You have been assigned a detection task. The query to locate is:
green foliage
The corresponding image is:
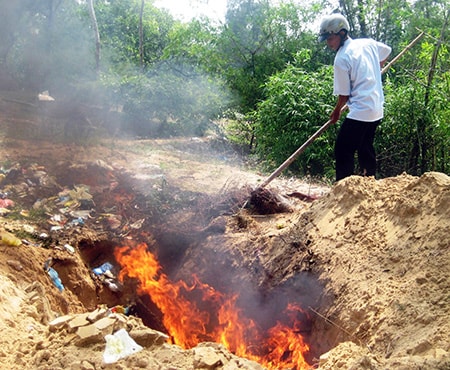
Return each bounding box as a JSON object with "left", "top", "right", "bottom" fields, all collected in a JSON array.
[
  {"left": 95, "top": 0, "right": 175, "bottom": 68},
  {"left": 254, "top": 51, "right": 336, "bottom": 177},
  {"left": 88, "top": 1, "right": 231, "bottom": 137},
  {"left": 249, "top": 0, "right": 449, "bottom": 179},
  {"left": 163, "top": 19, "right": 224, "bottom": 74},
  {"left": 0, "top": 0, "right": 94, "bottom": 91},
  {"left": 218, "top": 0, "right": 327, "bottom": 113},
  {"left": 381, "top": 72, "right": 450, "bottom": 176},
  {"left": 218, "top": 112, "right": 255, "bottom": 152},
  {"left": 378, "top": 80, "right": 424, "bottom": 175},
  {"left": 98, "top": 70, "right": 222, "bottom": 138}
]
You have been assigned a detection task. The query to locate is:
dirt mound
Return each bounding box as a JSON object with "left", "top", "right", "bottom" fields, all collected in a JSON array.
[{"left": 282, "top": 173, "right": 449, "bottom": 368}]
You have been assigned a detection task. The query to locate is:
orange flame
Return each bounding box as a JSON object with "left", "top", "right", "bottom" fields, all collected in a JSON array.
[{"left": 115, "top": 243, "right": 310, "bottom": 369}]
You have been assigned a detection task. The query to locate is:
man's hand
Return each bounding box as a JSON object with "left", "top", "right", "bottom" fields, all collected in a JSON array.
[
  {"left": 330, "top": 108, "right": 341, "bottom": 124},
  {"left": 330, "top": 95, "right": 349, "bottom": 124}
]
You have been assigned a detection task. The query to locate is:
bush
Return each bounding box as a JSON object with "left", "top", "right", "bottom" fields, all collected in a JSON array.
[
  {"left": 254, "top": 51, "right": 336, "bottom": 177},
  {"left": 380, "top": 76, "right": 450, "bottom": 176}
]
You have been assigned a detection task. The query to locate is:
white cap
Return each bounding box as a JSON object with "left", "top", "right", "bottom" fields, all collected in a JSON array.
[{"left": 318, "top": 14, "right": 350, "bottom": 42}]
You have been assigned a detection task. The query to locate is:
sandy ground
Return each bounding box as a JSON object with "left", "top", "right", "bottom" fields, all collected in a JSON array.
[{"left": 0, "top": 134, "right": 449, "bottom": 370}]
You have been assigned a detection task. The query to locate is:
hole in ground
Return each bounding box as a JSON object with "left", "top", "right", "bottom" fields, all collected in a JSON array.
[
  {"left": 40, "top": 156, "right": 338, "bottom": 367},
  {"left": 74, "top": 236, "right": 337, "bottom": 368}
]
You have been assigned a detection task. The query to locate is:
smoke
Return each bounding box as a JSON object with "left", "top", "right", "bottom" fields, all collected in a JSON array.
[
  {"left": 230, "top": 271, "right": 322, "bottom": 333},
  {"left": 158, "top": 228, "right": 322, "bottom": 335},
  {"left": 116, "top": 62, "right": 232, "bottom": 138},
  {"left": 0, "top": 1, "right": 232, "bottom": 143}
]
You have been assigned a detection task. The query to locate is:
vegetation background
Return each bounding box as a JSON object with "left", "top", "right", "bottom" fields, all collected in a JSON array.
[{"left": 0, "top": 0, "right": 448, "bottom": 180}]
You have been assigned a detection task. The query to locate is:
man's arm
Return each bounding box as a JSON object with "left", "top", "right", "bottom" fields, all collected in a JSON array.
[
  {"left": 330, "top": 95, "right": 349, "bottom": 124},
  {"left": 377, "top": 42, "right": 392, "bottom": 68}
]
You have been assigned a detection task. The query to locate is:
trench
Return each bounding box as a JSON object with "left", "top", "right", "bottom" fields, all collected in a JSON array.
[
  {"left": 69, "top": 172, "right": 338, "bottom": 368},
  {"left": 77, "top": 238, "right": 333, "bottom": 366}
]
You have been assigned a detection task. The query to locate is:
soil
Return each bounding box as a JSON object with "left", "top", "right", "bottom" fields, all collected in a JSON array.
[{"left": 0, "top": 108, "right": 449, "bottom": 369}]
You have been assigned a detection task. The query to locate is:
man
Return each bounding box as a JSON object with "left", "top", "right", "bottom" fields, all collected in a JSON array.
[{"left": 319, "top": 13, "right": 392, "bottom": 181}]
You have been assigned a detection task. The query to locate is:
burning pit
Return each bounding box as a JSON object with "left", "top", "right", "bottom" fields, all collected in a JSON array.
[
  {"left": 52, "top": 150, "right": 331, "bottom": 369},
  {"left": 75, "top": 183, "right": 328, "bottom": 369}
]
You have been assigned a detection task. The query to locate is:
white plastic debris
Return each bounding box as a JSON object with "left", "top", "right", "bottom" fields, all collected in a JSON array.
[
  {"left": 64, "top": 244, "right": 75, "bottom": 254},
  {"left": 38, "top": 91, "right": 55, "bottom": 101},
  {"left": 103, "top": 328, "right": 143, "bottom": 364}
]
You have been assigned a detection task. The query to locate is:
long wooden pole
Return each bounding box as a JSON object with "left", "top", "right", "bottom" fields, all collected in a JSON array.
[{"left": 258, "top": 32, "right": 425, "bottom": 189}]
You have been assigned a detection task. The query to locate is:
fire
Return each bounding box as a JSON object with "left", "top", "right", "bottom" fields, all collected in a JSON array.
[{"left": 115, "top": 243, "right": 310, "bottom": 369}]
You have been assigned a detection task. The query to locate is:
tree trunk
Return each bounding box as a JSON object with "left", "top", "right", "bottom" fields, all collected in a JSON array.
[
  {"left": 88, "top": 0, "right": 101, "bottom": 75},
  {"left": 418, "top": 11, "right": 449, "bottom": 173},
  {"left": 356, "top": 0, "right": 368, "bottom": 37},
  {"left": 139, "top": 0, "right": 145, "bottom": 70}
]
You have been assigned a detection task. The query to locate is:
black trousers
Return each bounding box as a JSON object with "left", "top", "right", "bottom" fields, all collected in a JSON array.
[{"left": 335, "top": 117, "right": 381, "bottom": 181}]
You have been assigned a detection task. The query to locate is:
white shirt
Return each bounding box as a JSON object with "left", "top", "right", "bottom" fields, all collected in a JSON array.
[{"left": 334, "top": 37, "right": 392, "bottom": 122}]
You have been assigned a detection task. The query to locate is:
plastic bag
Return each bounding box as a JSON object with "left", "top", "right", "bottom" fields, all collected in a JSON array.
[
  {"left": 47, "top": 267, "right": 64, "bottom": 292},
  {"left": 103, "top": 328, "right": 143, "bottom": 364},
  {"left": 93, "top": 262, "right": 114, "bottom": 276}
]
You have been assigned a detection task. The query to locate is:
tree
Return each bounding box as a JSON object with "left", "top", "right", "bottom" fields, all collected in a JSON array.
[
  {"left": 218, "top": 0, "right": 326, "bottom": 113},
  {"left": 93, "top": 0, "right": 231, "bottom": 136},
  {"left": 88, "top": 0, "right": 101, "bottom": 74},
  {"left": 377, "top": 1, "right": 450, "bottom": 176},
  {"left": 0, "top": 0, "right": 95, "bottom": 92},
  {"left": 248, "top": 0, "right": 449, "bottom": 179},
  {"left": 139, "top": 0, "right": 145, "bottom": 69},
  {"left": 336, "top": 0, "right": 413, "bottom": 51},
  {"left": 0, "top": 0, "right": 447, "bottom": 174}
]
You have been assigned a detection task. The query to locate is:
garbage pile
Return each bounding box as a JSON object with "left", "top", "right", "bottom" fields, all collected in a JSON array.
[
  {"left": 0, "top": 160, "right": 153, "bottom": 301},
  {"left": 0, "top": 159, "right": 149, "bottom": 243}
]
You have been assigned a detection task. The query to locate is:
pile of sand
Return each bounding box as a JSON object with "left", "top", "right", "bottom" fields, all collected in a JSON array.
[{"left": 278, "top": 172, "right": 449, "bottom": 369}]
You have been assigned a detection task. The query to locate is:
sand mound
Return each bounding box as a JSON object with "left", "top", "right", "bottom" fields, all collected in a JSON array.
[{"left": 299, "top": 172, "right": 450, "bottom": 369}]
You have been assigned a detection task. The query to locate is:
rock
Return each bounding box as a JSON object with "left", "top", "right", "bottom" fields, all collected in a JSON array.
[
  {"left": 48, "top": 315, "right": 73, "bottom": 332},
  {"left": 6, "top": 259, "right": 23, "bottom": 271},
  {"left": 86, "top": 306, "right": 108, "bottom": 323},
  {"left": 68, "top": 313, "right": 90, "bottom": 332},
  {"left": 222, "top": 359, "right": 265, "bottom": 370},
  {"left": 409, "top": 339, "right": 432, "bottom": 355},
  {"left": 69, "top": 360, "right": 96, "bottom": 370},
  {"left": 134, "top": 357, "right": 151, "bottom": 368},
  {"left": 130, "top": 327, "right": 170, "bottom": 347},
  {"left": 111, "top": 312, "right": 129, "bottom": 332},
  {"left": 193, "top": 346, "right": 223, "bottom": 369},
  {"left": 36, "top": 349, "right": 51, "bottom": 362},
  {"left": 93, "top": 316, "right": 116, "bottom": 334},
  {"left": 75, "top": 324, "right": 103, "bottom": 347}
]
